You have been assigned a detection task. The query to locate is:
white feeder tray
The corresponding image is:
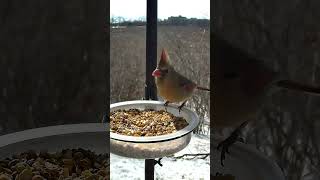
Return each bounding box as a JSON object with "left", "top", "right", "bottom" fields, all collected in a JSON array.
[
  {"left": 212, "top": 140, "right": 285, "bottom": 180},
  {"left": 0, "top": 123, "right": 108, "bottom": 158},
  {"left": 109, "top": 100, "right": 200, "bottom": 159}
]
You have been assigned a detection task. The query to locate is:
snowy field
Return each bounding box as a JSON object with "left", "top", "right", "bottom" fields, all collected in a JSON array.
[{"left": 110, "top": 133, "right": 210, "bottom": 180}]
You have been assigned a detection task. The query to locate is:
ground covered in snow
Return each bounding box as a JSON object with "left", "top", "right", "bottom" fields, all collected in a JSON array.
[{"left": 110, "top": 133, "right": 210, "bottom": 180}]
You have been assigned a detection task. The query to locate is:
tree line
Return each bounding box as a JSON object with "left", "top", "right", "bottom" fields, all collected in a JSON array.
[{"left": 111, "top": 15, "right": 209, "bottom": 27}]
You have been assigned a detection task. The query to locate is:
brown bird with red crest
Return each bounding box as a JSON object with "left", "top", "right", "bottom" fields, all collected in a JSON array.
[{"left": 152, "top": 49, "right": 209, "bottom": 112}]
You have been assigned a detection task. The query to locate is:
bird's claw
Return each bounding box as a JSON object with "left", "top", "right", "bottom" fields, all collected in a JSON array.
[
  {"left": 238, "top": 137, "right": 245, "bottom": 143},
  {"left": 216, "top": 121, "right": 248, "bottom": 166},
  {"left": 217, "top": 130, "right": 244, "bottom": 166},
  {"left": 178, "top": 106, "right": 182, "bottom": 113},
  {"left": 178, "top": 101, "right": 187, "bottom": 114},
  {"left": 164, "top": 101, "right": 169, "bottom": 112}
]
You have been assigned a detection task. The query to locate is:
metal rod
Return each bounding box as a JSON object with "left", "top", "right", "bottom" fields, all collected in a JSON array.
[
  {"left": 145, "top": 0, "right": 158, "bottom": 101},
  {"left": 145, "top": 159, "right": 155, "bottom": 180},
  {"left": 145, "top": 0, "right": 158, "bottom": 179}
]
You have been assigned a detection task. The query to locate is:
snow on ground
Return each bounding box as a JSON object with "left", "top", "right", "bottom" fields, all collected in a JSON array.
[{"left": 110, "top": 133, "right": 210, "bottom": 180}]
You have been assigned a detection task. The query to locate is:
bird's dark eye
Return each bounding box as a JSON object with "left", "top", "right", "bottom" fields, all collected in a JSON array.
[
  {"left": 161, "top": 69, "right": 168, "bottom": 74},
  {"left": 224, "top": 72, "right": 239, "bottom": 79}
]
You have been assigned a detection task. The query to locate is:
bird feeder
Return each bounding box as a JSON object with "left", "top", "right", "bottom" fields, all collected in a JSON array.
[
  {"left": 0, "top": 123, "right": 109, "bottom": 178},
  {"left": 0, "top": 123, "right": 107, "bottom": 157},
  {"left": 211, "top": 140, "right": 285, "bottom": 180},
  {"left": 109, "top": 100, "right": 199, "bottom": 159}
]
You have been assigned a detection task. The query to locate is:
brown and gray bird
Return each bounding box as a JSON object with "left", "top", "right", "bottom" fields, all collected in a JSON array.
[
  {"left": 213, "top": 35, "right": 320, "bottom": 166},
  {"left": 152, "top": 49, "right": 210, "bottom": 112}
]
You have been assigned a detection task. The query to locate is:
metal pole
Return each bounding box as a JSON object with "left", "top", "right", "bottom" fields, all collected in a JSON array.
[
  {"left": 145, "top": 159, "right": 155, "bottom": 180},
  {"left": 145, "top": 0, "right": 157, "bottom": 179},
  {"left": 145, "top": 0, "right": 158, "bottom": 101}
]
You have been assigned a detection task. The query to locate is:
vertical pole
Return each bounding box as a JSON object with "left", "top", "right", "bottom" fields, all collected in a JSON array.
[
  {"left": 145, "top": 0, "right": 158, "bottom": 101},
  {"left": 145, "top": 0, "right": 157, "bottom": 179},
  {"left": 145, "top": 159, "right": 155, "bottom": 180}
]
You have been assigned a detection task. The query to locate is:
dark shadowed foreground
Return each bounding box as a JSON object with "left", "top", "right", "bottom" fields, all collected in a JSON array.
[{"left": 0, "top": 1, "right": 106, "bottom": 135}]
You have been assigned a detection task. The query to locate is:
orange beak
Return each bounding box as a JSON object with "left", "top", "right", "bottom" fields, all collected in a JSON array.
[{"left": 152, "top": 69, "right": 162, "bottom": 77}]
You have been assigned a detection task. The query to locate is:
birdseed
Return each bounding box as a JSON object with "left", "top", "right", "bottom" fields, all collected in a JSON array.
[
  {"left": 0, "top": 149, "right": 109, "bottom": 180},
  {"left": 110, "top": 109, "right": 189, "bottom": 136}
]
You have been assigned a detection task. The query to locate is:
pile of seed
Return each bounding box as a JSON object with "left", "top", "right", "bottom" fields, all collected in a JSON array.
[
  {"left": 0, "top": 149, "right": 109, "bottom": 180},
  {"left": 110, "top": 109, "right": 189, "bottom": 136}
]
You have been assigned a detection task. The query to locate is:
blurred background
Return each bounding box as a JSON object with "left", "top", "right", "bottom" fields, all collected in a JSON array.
[
  {"left": 110, "top": 0, "right": 210, "bottom": 179},
  {"left": 215, "top": 0, "right": 320, "bottom": 179},
  {"left": 0, "top": 1, "right": 106, "bottom": 135}
]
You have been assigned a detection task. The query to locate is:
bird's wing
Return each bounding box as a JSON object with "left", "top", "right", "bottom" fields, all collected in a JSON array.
[{"left": 176, "top": 72, "right": 196, "bottom": 92}]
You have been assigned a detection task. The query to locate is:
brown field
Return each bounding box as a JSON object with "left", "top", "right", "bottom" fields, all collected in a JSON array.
[{"left": 110, "top": 25, "right": 210, "bottom": 134}]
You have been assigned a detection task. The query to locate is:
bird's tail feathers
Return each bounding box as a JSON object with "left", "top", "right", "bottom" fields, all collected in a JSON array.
[
  {"left": 275, "top": 80, "right": 320, "bottom": 95},
  {"left": 196, "top": 86, "right": 210, "bottom": 91}
]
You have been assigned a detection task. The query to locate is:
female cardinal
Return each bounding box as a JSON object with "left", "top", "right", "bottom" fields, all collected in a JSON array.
[
  {"left": 152, "top": 49, "right": 210, "bottom": 112},
  {"left": 213, "top": 35, "right": 320, "bottom": 166},
  {"left": 214, "top": 35, "right": 320, "bottom": 128}
]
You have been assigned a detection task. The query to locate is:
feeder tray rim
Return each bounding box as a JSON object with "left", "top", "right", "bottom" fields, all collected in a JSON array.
[
  {"left": 0, "top": 123, "right": 106, "bottom": 148},
  {"left": 110, "top": 100, "right": 200, "bottom": 143}
]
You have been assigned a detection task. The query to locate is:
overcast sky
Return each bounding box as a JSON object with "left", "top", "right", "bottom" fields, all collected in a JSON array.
[{"left": 110, "top": 0, "right": 210, "bottom": 20}]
